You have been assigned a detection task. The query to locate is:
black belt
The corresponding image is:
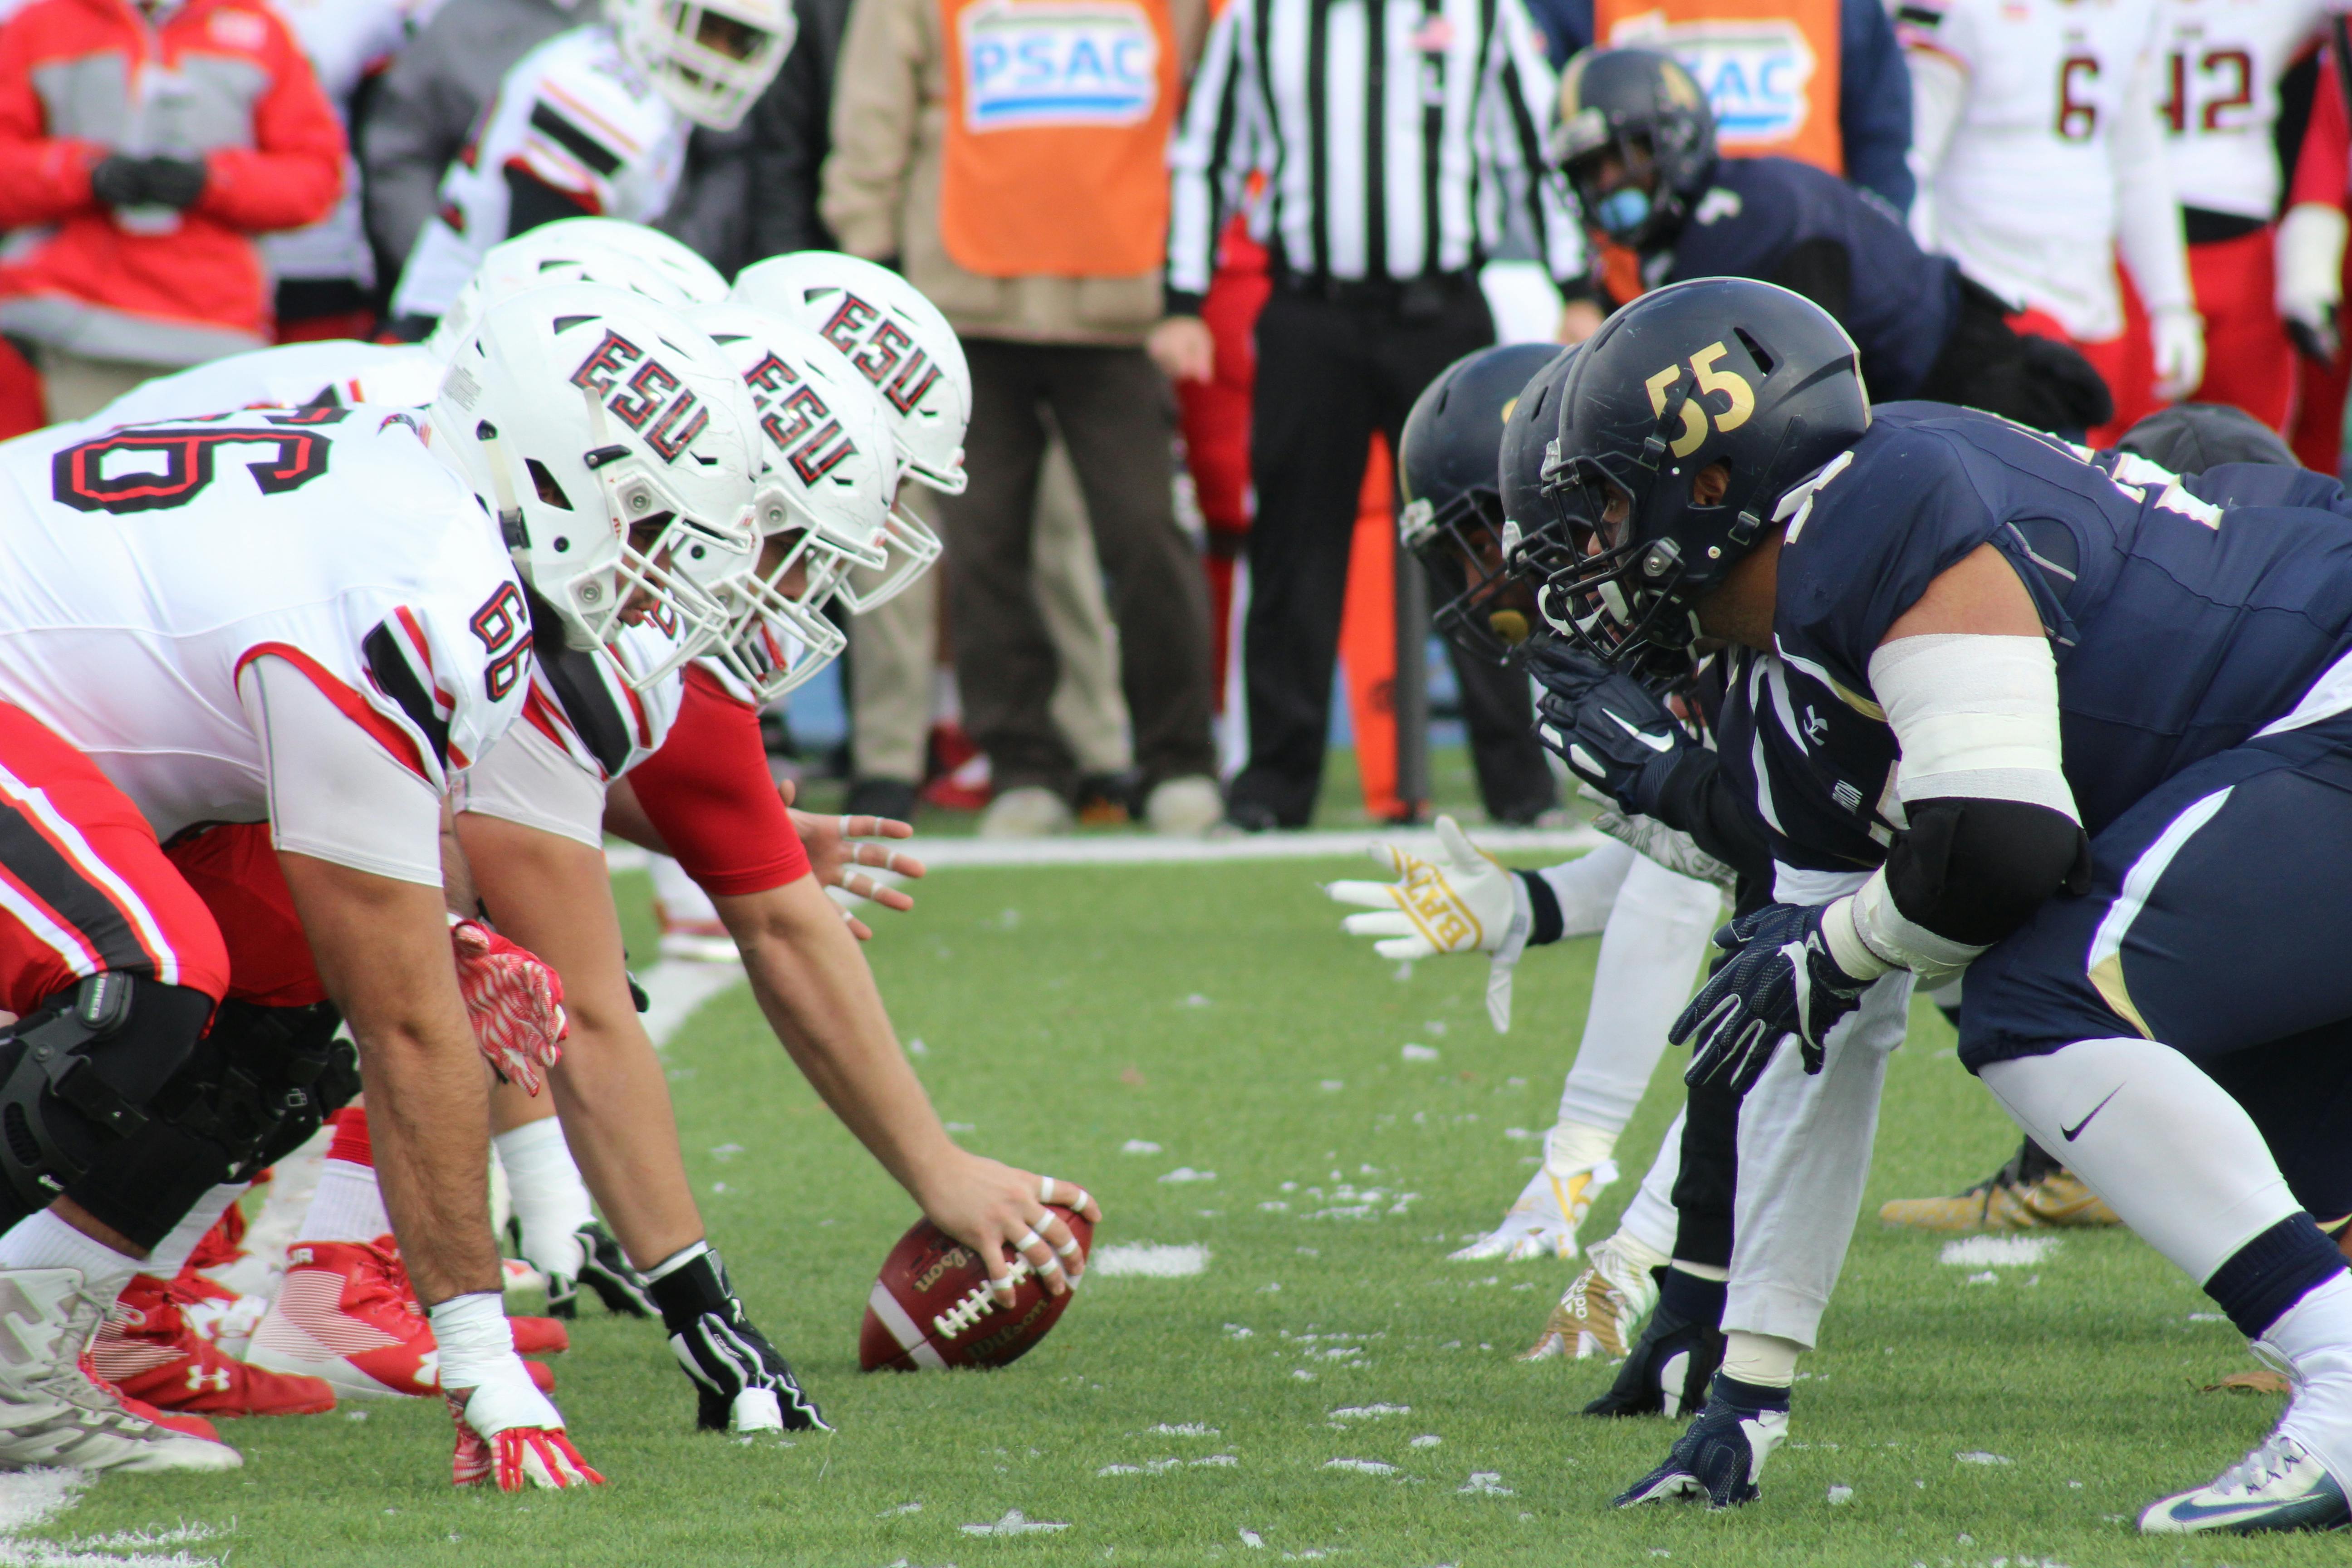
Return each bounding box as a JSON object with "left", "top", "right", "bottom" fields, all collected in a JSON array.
[{"left": 1275, "top": 269, "right": 1478, "bottom": 317}]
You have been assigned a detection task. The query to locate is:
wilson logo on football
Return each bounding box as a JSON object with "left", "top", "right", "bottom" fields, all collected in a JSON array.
[
  {"left": 818, "top": 294, "right": 945, "bottom": 415},
  {"left": 568, "top": 329, "right": 712, "bottom": 463},
  {"left": 742, "top": 352, "right": 859, "bottom": 484}
]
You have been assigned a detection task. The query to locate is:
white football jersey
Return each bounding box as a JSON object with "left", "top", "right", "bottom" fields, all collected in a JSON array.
[
  {"left": 260, "top": 0, "right": 426, "bottom": 288},
  {"left": 2159, "top": 0, "right": 2333, "bottom": 219},
  {"left": 94, "top": 342, "right": 444, "bottom": 427},
  {"left": 521, "top": 617, "right": 689, "bottom": 784},
  {"left": 389, "top": 24, "right": 692, "bottom": 322},
  {"left": 1904, "top": 0, "right": 2165, "bottom": 337},
  {"left": 0, "top": 408, "right": 530, "bottom": 841}
]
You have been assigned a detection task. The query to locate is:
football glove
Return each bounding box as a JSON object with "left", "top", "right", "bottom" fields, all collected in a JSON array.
[
  {"left": 1613, "top": 1375, "right": 1790, "bottom": 1509},
  {"left": 2279, "top": 203, "right": 2347, "bottom": 363},
  {"left": 1672, "top": 903, "right": 1871, "bottom": 1094},
  {"left": 1529, "top": 652, "right": 1692, "bottom": 819},
  {"left": 1325, "top": 815, "right": 1532, "bottom": 1033},
  {"left": 1583, "top": 1274, "right": 1724, "bottom": 1419},
  {"left": 444, "top": 1359, "right": 603, "bottom": 1491},
  {"left": 450, "top": 918, "right": 568, "bottom": 1096}
]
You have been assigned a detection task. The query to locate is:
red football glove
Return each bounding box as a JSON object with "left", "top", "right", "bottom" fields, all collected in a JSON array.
[
  {"left": 444, "top": 1392, "right": 604, "bottom": 1491},
  {"left": 449, "top": 918, "right": 568, "bottom": 1096}
]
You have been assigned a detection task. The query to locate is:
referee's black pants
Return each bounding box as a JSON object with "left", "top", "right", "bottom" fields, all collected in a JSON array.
[{"left": 1228, "top": 281, "right": 1556, "bottom": 828}]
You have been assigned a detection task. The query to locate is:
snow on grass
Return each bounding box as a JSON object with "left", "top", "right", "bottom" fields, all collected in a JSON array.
[
  {"left": 1329, "top": 1404, "right": 1410, "bottom": 1420},
  {"left": 1323, "top": 1460, "right": 1400, "bottom": 1476},
  {"left": 1458, "top": 1473, "right": 1513, "bottom": 1496},
  {"left": 1148, "top": 1424, "right": 1221, "bottom": 1436},
  {"left": 1955, "top": 1452, "right": 2014, "bottom": 1465},
  {"left": 1122, "top": 1139, "right": 1163, "bottom": 1154},
  {"left": 960, "top": 1510, "right": 1070, "bottom": 1535},
  {"left": 1939, "top": 1237, "right": 2059, "bottom": 1268},
  {"left": 1092, "top": 1243, "right": 1209, "bottom": 1278},
  {"left": 1401, "top": 1044, "right": 1439, "bottom": 1062},
  {"left": 1159, "top": 1166, "right": 1216, "bottom": 1183}
]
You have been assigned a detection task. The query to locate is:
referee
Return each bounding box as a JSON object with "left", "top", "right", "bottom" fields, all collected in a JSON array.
[{"left": 1152, "top": 0, "right": 1584, "bottom": 831}]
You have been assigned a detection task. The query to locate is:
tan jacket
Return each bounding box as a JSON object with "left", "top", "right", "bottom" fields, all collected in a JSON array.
[{"left": 821, "top": 0, "right": 1207, "bottom": 344}]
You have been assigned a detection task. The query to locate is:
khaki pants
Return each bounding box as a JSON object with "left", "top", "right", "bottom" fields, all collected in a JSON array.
[
  {"left": 848, "top": 437, "right": 1132, "bottom": 782},
  {"left": 35, "top": 345, "right": 172, "bottom": 424}
]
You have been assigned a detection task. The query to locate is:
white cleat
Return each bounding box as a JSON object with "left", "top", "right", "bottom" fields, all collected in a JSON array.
[
  {"left": 2141, "top": 1433, "right": 2350, "bottom": 1534},
  {"left": 1520, "top": 1232, "right": 1661, "bottom": 1362},
  {"left": 0, "top": 1268, "right": 240, "bottom": 1474},
  {"left": 1450, "top": 1159, "right": 1615, "bottom": 1264}
]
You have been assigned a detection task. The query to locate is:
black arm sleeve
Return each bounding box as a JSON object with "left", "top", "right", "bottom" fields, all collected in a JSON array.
[
  {"left": 1883, "top": 796, "right": 2090, "bottom": 946},
  {"left": 1768, "top": 237, "right": 1853, "bottom": 324},
  {"left": 1645, "top": 746, "right": 1773, "bottom": 891}
]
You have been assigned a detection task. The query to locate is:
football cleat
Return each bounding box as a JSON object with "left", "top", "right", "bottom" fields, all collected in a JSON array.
[
  {"left": 1878, "top": 1137, "right": 2120, "bottom": 1231},
  {"left": 1584, "top": 1270, "right": 1724, "bottom": 1419},
  {"left": 1522, "top": 1233, "right": 1661, "bottom": 1362},
  {"left": 246, "top": 1240, "right": 558, "bottom": 1399},
  {"left": 167, "top": 1269, "right": 270, "bottom": 1359},
  {"left": 88, "top": 1273, "right": 335, "bottom": 1418},
  {"left": 2141, "top": 1433, "right": 2351, "bottom": 1534},
  {"left": 0, "top": 1267, "right": 243, "bottom": 1473},
  {"left": 1615, "top": 1375, "right": 1790, "bottom": 1509},
  {"left": 546, "top": 1220, "right": 655, "bottom": 1320},
  {"left": 1451, "top": 1159, "right": 1617, "bottom": 1263}
]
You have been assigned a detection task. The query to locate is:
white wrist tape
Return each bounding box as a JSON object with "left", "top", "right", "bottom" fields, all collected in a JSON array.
[
  {"left": 1828, "top": 871, "right": 1988, "bottom": 991},
  {"left": 428, "top": 1290, "right": 519, "bottom": 1392},
  {"left": 1868, "top": 633, "right": 2078, "bottom": 821}
]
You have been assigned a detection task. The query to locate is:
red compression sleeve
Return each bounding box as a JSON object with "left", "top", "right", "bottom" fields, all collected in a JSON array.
[{"left": 627, "top": 666, "right": 811, "bottom": 896}]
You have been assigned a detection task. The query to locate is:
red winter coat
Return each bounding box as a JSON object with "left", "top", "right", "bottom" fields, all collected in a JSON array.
[{"left": 0, "top": 0, "right": 343, "bottom": 363}]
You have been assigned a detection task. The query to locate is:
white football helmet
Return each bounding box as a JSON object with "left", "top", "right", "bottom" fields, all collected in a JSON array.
[
  {"left": 426, "top": 233, "right": 703, "bottom": 365},
  {"left": 730, "top": 252, "right": 963, "bottom": 610},
  {"left": 608, "top": 0, "right": 794, "bottom": 131},
  {"left": 686, "top": 302, "right": 898, "bottom": 701},
  {"left": 428, "top": 282, "right": 760, "bottom": 688}
]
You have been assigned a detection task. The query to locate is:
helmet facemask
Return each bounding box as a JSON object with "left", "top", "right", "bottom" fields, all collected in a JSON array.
[
  {"left": 615, "top": 0, "right": 794, "bottom": 130},
  {"left": 1405, "top": 488, "right": 1544, "bottom": 666}
]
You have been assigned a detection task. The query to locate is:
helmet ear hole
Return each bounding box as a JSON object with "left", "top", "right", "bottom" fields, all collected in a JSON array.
[
  {"left": 525, "top": 459, "right": 574, "bottom": 510},
  {"left": 1734, "top": 328, "right": 1774, "bottom": 376},
  {"left": 1690, "top": 460, "right": 1731, "bottom": 507}
]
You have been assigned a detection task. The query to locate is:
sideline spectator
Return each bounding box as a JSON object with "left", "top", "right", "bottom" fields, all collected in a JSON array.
[
  {"left": 357, "top": 0, "right": 579, "bottom": 274},
  {"left": 823, "top": 0, "right": 1223, "bottom": 838},
  {"left": 0, "top": 0, "right": 343, "bottom": 419},
  {"left": 1157, "top": 0, "right": 1577, "bottom": 833}
]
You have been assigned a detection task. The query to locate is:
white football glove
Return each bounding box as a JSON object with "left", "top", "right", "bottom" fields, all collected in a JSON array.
[
  {"left": 2149, "top": 305, "right": 2205, "bottom": 402},
  {"left": 2278, "top": 202, "right": 2349, "bottom": 363},
  {"left": 1325, "top": 815, "right": 1531, "bottom": 1033},
  {"left": 431, "top": 1293, "right": 603, "bottom": 1491}
]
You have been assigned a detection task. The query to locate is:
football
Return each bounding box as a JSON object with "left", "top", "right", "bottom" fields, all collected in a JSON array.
[{"left": 859, "top": 1206, "right": 1093, "bottom": 1371}]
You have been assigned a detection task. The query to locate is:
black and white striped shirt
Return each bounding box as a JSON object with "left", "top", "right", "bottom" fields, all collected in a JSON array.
[{"left": 1164, "top": 0, "right": 1581, "bottom": 312}]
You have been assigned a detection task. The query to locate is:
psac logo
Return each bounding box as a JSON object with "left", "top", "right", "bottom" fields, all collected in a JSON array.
[
  {"left": 1606, "top": 12, "right": 1818, "bottom": 147},
  {"left": 567, "top": 329, "right": 711, "bottom": 462},
  {"left": 742, "top": 353, "right": 860, "bottom": 485},
  {"left": 820, "top": 295, "right": 945, "bottom": 417},
  {"left": 957, "top": 0, "right": 1159, "bottom": 131}
]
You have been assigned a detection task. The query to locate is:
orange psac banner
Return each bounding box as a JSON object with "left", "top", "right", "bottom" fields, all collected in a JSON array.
[
  {"left": 1593, "top": 0, "right": 1843, "bottom": 174},
  {"left": 938, "top": 0, "right": 1182, "bottom": 276}
]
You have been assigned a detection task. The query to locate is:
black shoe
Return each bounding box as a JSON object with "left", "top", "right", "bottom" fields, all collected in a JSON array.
[
  {"left": 1615, "top": 1375, "right": 1791, "bottom": 1509},
  {"left": 545, "top": 1220, "right": 656, "bottom": 1320},
  {"left": 647, "top": 1245, "right": 829, "bottom": 1432},
  {"left": 1222, "top": 799, "right": 1283, "bottom": 833},
  {"left": 1074, "top": 769, "right": 1143, "bottom": 824},
  {"left": 1585, "top": 1268, "right": 1725, "bottom": 1419},
  {"left": 844, "top": 776, "right": 919, "bottom": 822}
]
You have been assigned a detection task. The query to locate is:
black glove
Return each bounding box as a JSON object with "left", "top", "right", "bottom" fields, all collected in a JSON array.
[
  {"left": 90, "top": 154, "right": 151, "bottom": 208},
  {"left": 646, "top": 1245, "right": 830, "bottom": 1433},
  {"left": 1671, "top": 902, "right": 1872, "bottom": 1093},
  {"left": 138, "top": 156, "right": 206, "bottom": 210},
  {"left": 1531, "top": 652, "right": 1691, "bottom": 818},
  {"left": 1614, "top": 1375, "right": 1791, "bottom": 1509}
]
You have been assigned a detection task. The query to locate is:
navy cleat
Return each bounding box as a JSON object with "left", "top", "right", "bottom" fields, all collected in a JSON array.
[
  {"left": 1584, "top": 1266, "right": 1723, "bottom": 1418},
  {"left": 1614, "top": 1375, "right": 1789, "bottom": 1509},
  {"left": 2141, "top": 1433, "right": 2351, "bottom": 1534}
]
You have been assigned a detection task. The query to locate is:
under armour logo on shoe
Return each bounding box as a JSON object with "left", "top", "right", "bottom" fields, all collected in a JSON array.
[{"left": 186, "top": 1365, "right": 233, "bottom": 1395}]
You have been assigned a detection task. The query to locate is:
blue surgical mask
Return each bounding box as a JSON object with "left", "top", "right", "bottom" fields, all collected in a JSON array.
[{"left": 1594, "top": 186, "right": 1651, "bottom": 239}]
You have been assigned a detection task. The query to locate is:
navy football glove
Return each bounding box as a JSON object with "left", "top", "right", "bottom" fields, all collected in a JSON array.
[
  {"left": 1614, "top": 1375, "right": 1791, "bottom": 1509},
  {"left": 1529, "top": 651, "right": 1690, "bottom": 817},
  {"left": 1671, "top": 902, "right": 1872, "bottom": 1093}
]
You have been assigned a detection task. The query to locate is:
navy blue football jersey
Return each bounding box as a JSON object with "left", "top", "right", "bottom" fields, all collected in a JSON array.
[
  {"left": 1713, "top": 403, "right": 2352, "bottom": 874},
  {"left": 1660, "top": 158, "right": 1957, "bottom": 402}
]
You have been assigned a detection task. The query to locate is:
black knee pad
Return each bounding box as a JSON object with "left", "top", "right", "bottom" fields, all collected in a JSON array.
[
  {"left": 0, "top": 974, "right": 213, "bottom": 1214},
  {"left": 65, "top": 999, "right": 350, "bottom": 1252}
]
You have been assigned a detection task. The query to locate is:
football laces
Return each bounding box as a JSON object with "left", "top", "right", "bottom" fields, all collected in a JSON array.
[{"left": 931, "top": 1255, "right": 1036, "bottom": 1341}]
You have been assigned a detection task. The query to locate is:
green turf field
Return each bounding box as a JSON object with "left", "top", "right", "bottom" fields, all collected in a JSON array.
[{"left": 24, "top": 852, "right": 2345, "bottom": 1567}]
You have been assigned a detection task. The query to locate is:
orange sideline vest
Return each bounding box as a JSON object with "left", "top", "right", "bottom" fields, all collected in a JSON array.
[
  {"left": 939, "top": 0, "right": 1181, "bottom": 277},
  {"left": 1593, "top": 0, "right": 1843, "bottom": 174}
]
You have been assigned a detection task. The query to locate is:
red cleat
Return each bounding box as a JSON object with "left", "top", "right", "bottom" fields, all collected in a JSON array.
[
  {"left": 88, "top": 1274, "right": 335, "bottom": 1417},
  {"left": 245, "top": 1241, "right": 556, "bottom": 1399}
]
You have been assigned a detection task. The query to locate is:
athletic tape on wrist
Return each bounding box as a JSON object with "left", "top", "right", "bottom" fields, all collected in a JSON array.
[
  {"left": 642, "top": 1238, "right": 710, "bottom": 1284},
  {"left": 428, "top": 1291, "right": 516, "bottom": 1391},
  {"left": 1840, "top": 872, "right": 1986, "bottom": 990}
]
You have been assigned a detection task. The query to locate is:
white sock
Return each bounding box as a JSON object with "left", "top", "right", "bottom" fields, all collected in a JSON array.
[
  {"left": 303, "top": 1159, "right": 393, "bottom": 1245},
  {"left": 1615, "top": 1108, "right": 1685, "bottom": 1260},
  {"left": 495, "top": 1117, "right": 594, "bottom": 1279},
  {"left": 2266, "top": 1274, "right": 2352, "bottom": 1489},
  {"left": 1555, "top": 853, "right": 1723, "bottom": 1132},
  {"left": 1982, "top": 1038, "right": 2297, "bottom": 1283},
  {"left": 146, "top": 1185, "right": 247, "bottom": 1276},
  {"left": 0, "top": 1210, "right": 142, "bottom": 1297},
  {"left": 1722, "top": 1329, "right": 1804, "bottom": 1387}
]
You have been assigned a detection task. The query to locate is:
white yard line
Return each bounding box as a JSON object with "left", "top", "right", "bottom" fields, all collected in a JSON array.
[{"left": 0, "top": 1470, "right": 225, "bottom": 1567}]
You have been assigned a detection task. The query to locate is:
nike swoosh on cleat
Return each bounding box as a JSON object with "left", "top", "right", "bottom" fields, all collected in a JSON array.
[
  {"left": 2061, "top": 1086, "right": 2123, "bottom": 1142},
  {"left": 1607, "top": 712, "right": 1677, "bottom": 752}
]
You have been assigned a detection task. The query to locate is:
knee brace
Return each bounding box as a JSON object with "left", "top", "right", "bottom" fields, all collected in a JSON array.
[{"left": 0, "top": 974, "right": 214, "bottom": 1212}]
